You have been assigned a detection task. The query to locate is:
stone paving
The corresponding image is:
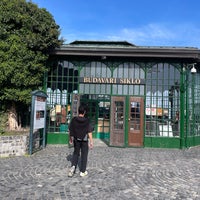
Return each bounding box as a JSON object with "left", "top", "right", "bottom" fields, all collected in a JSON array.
[{"left": 0, "top": 139, "right": 200, "bottom": 200}]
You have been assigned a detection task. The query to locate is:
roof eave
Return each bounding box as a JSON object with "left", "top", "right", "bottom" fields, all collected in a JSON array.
[{"left": 50, "top": 47, "right": 200, "bottom": 60}]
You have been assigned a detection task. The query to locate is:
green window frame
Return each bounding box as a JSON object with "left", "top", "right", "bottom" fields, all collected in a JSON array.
[{"left": 145, "top": 63, "right": 181, "bottom": 137}]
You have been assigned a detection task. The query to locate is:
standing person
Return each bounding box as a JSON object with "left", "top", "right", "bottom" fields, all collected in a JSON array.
[{"left": 68, "top": 105, "right": 93, "bottom": 177}]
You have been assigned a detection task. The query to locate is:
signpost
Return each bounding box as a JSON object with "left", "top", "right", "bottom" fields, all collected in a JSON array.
[{"left": 29, "top": 90, "right": 48, "bottom": 155}]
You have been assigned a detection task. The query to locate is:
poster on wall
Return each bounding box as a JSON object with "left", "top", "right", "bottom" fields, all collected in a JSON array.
[{"left": 33, "top": 96, "right": 46, "bottom": 129}]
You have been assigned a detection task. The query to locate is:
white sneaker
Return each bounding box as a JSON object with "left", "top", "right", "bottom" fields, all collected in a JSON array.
[
  {"left": 68, "top": 166, "right": 75, "bottom": 177},
  {"left": 80, "top": 171, "right": 88, "bottom": 177}
]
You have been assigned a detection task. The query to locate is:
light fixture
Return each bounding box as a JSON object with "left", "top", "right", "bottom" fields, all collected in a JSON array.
[{"left": 190, "top": 63, "right": 197, "bottom": 73}]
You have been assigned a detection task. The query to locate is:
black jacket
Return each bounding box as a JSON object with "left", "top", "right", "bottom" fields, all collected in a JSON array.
[{"left": 69, "top": 116, "right": 93, "bottom": 140}]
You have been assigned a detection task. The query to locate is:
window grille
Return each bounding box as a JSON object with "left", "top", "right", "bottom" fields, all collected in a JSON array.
[{"left": 145, "top": 63, "right": 180, "bottom": 137}]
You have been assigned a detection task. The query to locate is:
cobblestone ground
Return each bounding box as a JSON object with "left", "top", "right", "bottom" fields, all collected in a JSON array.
[{"left": 0, "top": 140, "right": 200, "bottom": 200}]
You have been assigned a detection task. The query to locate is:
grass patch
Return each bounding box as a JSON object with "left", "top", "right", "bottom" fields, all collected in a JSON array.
[{"left": 0, "top": 130, "right": 29, "bottom": 136}]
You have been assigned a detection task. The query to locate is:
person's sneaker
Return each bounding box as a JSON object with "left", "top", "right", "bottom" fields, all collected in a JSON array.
[
  {"left": 80, "top": 171, "right": 88, "bottom": 177},
  {"left": 68, "top": 166, "right": 75, "bottom": 177}
]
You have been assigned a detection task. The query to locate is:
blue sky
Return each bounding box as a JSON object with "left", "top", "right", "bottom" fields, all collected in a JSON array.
[{"left": 31, "top": 0, "right": 200, "bottom": 48}]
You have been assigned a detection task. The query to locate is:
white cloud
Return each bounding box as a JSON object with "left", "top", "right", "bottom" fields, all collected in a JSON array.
[
  {"left": 106, "top": 24, "right": 175, "bottom": 46},
  {"left": 123, "top": 24, "right": 174, "bottom": 40},
  {"left": 106, "top": 23, "right": 200, "bottom": 47},
  {"left": 62, "top": 23, "right": 200, "bottom": 48}
]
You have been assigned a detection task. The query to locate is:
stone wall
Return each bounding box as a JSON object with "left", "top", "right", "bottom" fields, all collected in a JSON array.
[{"left": 0, "top": 135, "right": 29, "bottom": 157}]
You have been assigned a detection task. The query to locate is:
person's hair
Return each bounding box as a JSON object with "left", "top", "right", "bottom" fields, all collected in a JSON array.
[{"left": 78, "top": 105, "right": 86, "bottom": 115}]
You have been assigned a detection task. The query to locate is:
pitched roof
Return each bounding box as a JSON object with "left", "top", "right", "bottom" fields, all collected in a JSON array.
[{"left": 68, "top": 40, "right": 135, "bottom": 47}]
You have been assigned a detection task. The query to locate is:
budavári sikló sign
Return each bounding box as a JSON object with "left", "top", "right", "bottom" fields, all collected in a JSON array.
[{"left": 79, "top": 77, "right": 145, "bottom": 85}]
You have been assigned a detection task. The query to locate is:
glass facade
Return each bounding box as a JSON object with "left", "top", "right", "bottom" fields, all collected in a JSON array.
[
  {"left": 80, "top": 62, "right": 111, "bottom": 94},
  {"left": 46, "top": 61, "right": 78, "bottom": 133},
  {"left": 145, "top": 63, "right": 181, "bottom": 137},
  {"left": 112, "top": 63, "right": 145, "bottom": 95},
  {"left": 45, "top": 57, "right": 200, "bottom": 148},
  {"left": 187, "top": 72, "right": 200, "bottom": 137}
]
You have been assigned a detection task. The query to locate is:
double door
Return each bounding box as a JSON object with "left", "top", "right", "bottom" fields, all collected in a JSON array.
[{"left": 110, "top": 96, "right": 144, "bottom": 147}]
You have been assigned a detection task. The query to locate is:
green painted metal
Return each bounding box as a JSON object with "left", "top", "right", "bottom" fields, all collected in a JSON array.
[
  {"left": 185, "top": 71, "right": 189, "bottom": 148},
  {"left": 186, "top": 136, "right": 200, "bottom": 147},
  {"left": 45, "top": 58, "right": 200, "bottom": 148},
  {"left": 184, "top": 70, "right": 200, "bottom": 148},
  {"left": 124, "top": 96, "right": 129, "bottom": 147},
  {"left": 180, "top": 67, "right": 186, "bottom": 149},
  {"left": 144, "top": 137, "right": 180, "bottom": 148},
  {"left": 47, "top": 133, "right": 69, "bottom": 144}
]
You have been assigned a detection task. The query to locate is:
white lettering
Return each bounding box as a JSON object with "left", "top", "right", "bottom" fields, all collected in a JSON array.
[{"left": 81, "top": 77, "right": 142, "bottom": 85}]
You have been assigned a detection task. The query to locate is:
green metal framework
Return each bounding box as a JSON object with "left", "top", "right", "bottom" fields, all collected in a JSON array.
[
  {"left": 184, "top": 70, "right": 200, "bottom": 147},
  {"left": 45, "top": 57, "right": 200, "bottom": 148},
  {"left": 145, "top": 63, "right": 181, "bottom": 137}
]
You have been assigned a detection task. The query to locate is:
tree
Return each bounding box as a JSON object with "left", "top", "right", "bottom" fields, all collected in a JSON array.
[{"left": 0, "top": 0, "right": 63, "bottom": 130}]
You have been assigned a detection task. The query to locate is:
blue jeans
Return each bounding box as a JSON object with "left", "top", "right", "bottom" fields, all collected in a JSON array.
[{"left": 71, "top": 138, "right": 89, "bottom": 173}]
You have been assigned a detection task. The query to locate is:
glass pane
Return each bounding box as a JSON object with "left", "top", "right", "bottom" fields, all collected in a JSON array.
[
  {"left": 98, "top": 101, "right": 110, "bottom": 133},
  {"left": 145, "top": 63, "right": 180, "bottom": 137},
  {"left": 130, "top": 102, "right": 140, "bottom": 130},
  {"left": 188, "top": 72, "right": 200, "bottom": 136},
  {"left": 112, "top": 62, "right": 145, "bottom": 95},
  {"left": 114, "top": 101, "right": 124, "bottom": 130}
]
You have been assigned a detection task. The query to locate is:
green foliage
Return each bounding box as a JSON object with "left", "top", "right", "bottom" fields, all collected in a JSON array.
[{"left": 0, "top": 0, "right": 63, "bottom": 105}]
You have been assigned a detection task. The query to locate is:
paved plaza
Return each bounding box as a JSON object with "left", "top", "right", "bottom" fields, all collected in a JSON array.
[{"left": 0, "top": 139, "right": 200, "bottom": 200}]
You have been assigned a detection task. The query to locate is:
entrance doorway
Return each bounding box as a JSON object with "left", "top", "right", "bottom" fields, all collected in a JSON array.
[{"left": 110, "top": 96, "right": 144, "bottom": 147}]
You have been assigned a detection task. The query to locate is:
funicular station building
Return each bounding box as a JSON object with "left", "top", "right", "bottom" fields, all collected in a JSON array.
[{"left": 45, "top": 41, "right": 200, "bottom": 148}]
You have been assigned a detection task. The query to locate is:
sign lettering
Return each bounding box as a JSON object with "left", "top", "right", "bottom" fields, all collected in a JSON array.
[{"left": 80, "top": 77, "right": 145, "bottom": 85}]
